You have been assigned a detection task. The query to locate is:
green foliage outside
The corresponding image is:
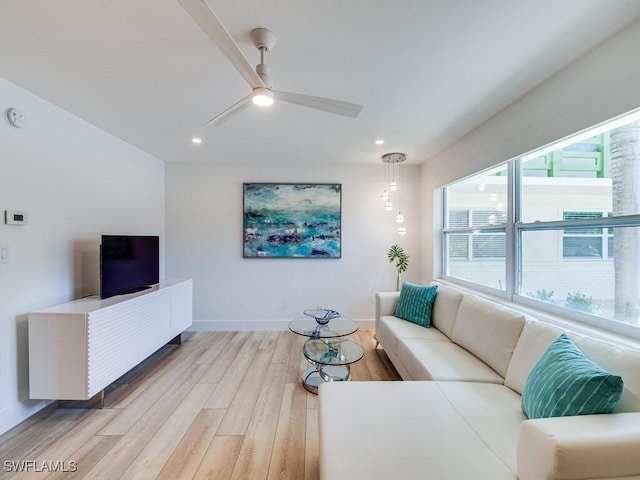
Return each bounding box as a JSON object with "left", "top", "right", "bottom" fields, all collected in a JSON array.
[
  {"left": 565, "top": 291, "right": 604, "bottom": 314},
  {"left": 527, "top": 289, "right": 605, "bottom": 316},
  {"left": 527, "top": 289, "right": 554, "bottom": 302}
]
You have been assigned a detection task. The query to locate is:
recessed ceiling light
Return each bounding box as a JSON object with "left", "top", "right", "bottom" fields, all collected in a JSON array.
[
  {"left": 375, "top": 139, "right": 384, "bottom": 145},
  {"left": 192, "top": 137, "right": 202, "bottom": 144}
]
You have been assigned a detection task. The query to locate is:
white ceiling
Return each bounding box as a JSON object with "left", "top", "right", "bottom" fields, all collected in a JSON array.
[{"left": 2, "top": 0, "right": 640, "bottom": 166}]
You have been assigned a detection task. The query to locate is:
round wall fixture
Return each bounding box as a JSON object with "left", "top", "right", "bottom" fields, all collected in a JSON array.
[{"left": 5, "top": 108, "right": 27, "bottom": 128}]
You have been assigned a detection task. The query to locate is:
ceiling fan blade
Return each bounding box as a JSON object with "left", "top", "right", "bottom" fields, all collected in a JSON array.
[
  {"left": 203, "top": 93, "right": 252, "bottom": 127},
  {"left": 273, "top": 91, "right": 363, "bottom": 118},
  {"left": 178, "top": 0, "right": 265, "bottom": 89}
]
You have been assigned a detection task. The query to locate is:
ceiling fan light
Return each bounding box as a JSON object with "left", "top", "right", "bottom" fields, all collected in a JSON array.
[{"left": 252, "top": 88, "right": 274, "bottom": 107}]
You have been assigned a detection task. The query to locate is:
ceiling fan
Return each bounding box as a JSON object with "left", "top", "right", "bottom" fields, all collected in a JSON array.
[{"left": 178, "top": 0, "right": 363, "bottom": 127}]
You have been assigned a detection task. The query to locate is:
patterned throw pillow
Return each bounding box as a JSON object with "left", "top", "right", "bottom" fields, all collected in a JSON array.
[
  {"left": 521, "top": 333, "right": 624, "bottom": 419},
  {"left": 394, "top": 282, "right": 438, "bottom": 328}
]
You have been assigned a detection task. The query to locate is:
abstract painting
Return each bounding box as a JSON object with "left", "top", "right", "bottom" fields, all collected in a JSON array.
[{"left": 243, "top": 183, "right": 341, "bottom": 258}]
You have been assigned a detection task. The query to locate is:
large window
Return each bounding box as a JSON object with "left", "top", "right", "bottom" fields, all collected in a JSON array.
[{"left": 441, "top": 109, "right": 640, "bottom": 335}]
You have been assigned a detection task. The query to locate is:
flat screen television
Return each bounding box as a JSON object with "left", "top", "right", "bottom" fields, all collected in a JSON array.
[{"left": 100, "top": 235, "right": 160, "bottom": 299}]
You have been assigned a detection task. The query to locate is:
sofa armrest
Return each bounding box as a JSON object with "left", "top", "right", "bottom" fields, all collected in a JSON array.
[
  {"left": 375, "top": 291, "right": 400, "bottom": 333},
  {"left": 517, "top": 412, "right": 640, "bottom": 480}
]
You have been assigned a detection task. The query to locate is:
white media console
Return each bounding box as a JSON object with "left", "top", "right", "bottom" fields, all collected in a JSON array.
[{"left": 28, "top": 279, "right": 192, "bottom": 401}]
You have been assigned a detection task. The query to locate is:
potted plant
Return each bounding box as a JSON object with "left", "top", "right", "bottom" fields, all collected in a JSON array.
[{"left": 388, "top": 245, "right": 409, "bottom": 291}]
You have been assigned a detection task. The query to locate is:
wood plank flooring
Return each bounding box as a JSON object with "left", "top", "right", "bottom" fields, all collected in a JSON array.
[{"left": 0, "top": 330, "right": 400, "bottom": 480}]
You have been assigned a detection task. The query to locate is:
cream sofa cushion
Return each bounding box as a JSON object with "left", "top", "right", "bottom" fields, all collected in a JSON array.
[
  {"left": 438, "top": 382, "right": 526, "bottom": 473},
  {"left": 398, "top": 337, "right": 504, "bottom": 383},
  {"left": 451, "top": 295, "right": 526, "bottom": 377},
  {"left": 505, "top": 321, "right": 562, "bottom": 394},
  {"left": 377, "top": 315, "right": 450, "bottom": 357},
  {"left": 430, "top": 283, "right": 464, "bottom": 338},
  {"left": 318, "top": 381, "right": 517, "bottom": 480}
]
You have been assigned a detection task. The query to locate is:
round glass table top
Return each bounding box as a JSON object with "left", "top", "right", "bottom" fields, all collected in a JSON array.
[
  {"left": 288, "top": 317, "right": 358, "bottom": 338},
  {"left": 303, "top": 339, "right": 364, "bottom": 366}
]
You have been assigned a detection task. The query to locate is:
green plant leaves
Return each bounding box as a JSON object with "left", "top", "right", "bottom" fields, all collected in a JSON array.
[{"left": 388, "top": 245, "right": 409, "bottom": 273}]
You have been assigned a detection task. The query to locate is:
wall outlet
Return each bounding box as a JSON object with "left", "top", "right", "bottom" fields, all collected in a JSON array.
[{"left": 0, "top": 246, "right": 8, "bottom": 263}]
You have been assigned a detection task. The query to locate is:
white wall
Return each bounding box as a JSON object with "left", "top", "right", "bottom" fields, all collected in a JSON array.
[
  {"left": 420, "top": 17, "right": 640, "bottom": 283},
  {"left": 0, "top": 78, "right": 165, "bottom": 435},
  {"left": 165, "top": 162, "right": 421, "bottom": 330}
]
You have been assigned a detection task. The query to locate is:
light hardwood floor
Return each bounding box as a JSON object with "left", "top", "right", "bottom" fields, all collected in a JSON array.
[{"left": 0, "top": 330, "right": 400, "bottom": 480}]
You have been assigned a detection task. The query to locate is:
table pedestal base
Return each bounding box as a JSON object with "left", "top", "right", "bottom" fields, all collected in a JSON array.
[{"left": 301, "top": 365, "right": 351, "bottom": 394}]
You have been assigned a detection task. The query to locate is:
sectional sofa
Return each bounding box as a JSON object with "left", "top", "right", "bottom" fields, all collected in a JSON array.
[{"left": 318, "top": 283, "right": 640, "bottom": 480}]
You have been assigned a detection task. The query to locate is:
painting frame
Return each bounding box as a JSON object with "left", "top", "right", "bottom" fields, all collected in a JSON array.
[{"left": 243, "top": 183, "right": 342, "bottom": 259}]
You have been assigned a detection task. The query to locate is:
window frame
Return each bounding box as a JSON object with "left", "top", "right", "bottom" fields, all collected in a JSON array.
[
  {"left": 439, "top": 122, "right": 640, "bottom": 340},
  {"left": 442, "top": 207, "right": 509, "bottom": 296}
]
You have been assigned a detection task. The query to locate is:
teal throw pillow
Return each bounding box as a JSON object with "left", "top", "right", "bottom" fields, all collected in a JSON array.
[
  {"left": 394, "top": 282, "right": 438, "bottom": 328},
  {"left": 521, "top": 333, "right": 624, "bottom": 419}
]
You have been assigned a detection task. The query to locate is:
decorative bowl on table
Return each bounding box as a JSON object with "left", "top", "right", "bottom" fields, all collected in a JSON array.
[{"left": 303, "top": 308, "right": 341, "bottom": 325}]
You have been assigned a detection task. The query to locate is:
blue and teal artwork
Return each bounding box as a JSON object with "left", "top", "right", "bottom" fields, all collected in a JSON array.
[{"left": 243, "top": 183, "right": 341, "bottom": 258}]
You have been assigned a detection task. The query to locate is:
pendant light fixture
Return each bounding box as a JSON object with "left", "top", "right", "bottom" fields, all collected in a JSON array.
[{"left": 381, "top": 152, "right": 407, "bottom": 235}]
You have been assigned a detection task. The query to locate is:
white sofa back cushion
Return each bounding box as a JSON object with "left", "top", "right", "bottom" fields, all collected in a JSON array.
[
  {"left": 430, "top": 284, "right": 464, "bottom": 338},
  {"left": 505, "top": 321, "right": 563, "bottom": 394},
  {"left": 451, "top": 295, "right": 526, "bottom": 378}
]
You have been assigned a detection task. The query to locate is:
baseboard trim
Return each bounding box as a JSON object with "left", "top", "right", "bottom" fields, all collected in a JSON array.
[
  {"left": 189, "top": 318, "right": 375, "bottom": 332},
  {"left": 0, "top": 399, "right": 53, "bottom": 436}
]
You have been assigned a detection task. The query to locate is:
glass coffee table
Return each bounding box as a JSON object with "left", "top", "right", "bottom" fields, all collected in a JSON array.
[{"left": 289, "top": 316, "right": 364, "bottom": 394}]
